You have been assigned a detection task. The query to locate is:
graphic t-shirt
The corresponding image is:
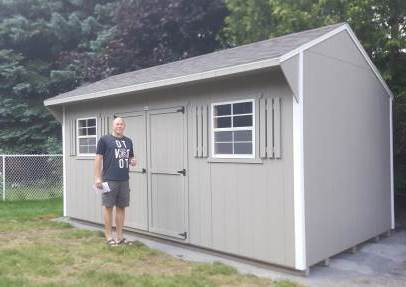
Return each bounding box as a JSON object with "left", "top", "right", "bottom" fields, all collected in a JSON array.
[{"left": 96, "top": 134, "right": 134, "bottom": 181}]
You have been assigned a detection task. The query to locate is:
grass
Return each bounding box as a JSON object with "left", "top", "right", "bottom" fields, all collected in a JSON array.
[{"left": 0, "top": 199, "right": 301, "bottom": 287}]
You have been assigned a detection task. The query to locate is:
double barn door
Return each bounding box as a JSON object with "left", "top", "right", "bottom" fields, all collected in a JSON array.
[{"left": 118, "top": 106, "right": 188, "bottom": 240}]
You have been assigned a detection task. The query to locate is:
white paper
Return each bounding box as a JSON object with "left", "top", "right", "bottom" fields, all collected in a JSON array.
[{"left": 93, "top": 182, "right": 111, "bottom": 193}]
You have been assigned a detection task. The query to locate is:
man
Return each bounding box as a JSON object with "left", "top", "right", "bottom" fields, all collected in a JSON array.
[{"left": 94, "top": 117, "right": 136, "bottom": 246}]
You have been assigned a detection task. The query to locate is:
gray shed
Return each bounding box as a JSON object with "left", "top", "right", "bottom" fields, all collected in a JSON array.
[{"left": 44, "top": 23, "right": 394, "bottom": 273}]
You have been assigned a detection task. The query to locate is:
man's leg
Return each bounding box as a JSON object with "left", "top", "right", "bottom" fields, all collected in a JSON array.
[
  {"left": 115, "top": 207, "right": 125, "bottom": 241},
  {"left": 103, "top": 206, "right": 114, "bottom": 240}
]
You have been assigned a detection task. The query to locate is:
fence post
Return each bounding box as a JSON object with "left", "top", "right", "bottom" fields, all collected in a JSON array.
[{"left": 2, "top": 156, "right": 5, "bottom": 201}]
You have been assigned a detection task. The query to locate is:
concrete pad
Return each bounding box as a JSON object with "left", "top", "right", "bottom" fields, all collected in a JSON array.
[{"left": 62, "top": 218, "right": 406, "bottom": 287}]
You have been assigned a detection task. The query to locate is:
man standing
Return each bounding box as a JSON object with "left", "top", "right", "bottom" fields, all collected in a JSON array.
[{"left": 94, "top": 117, "right": 136, "bottom": 246}]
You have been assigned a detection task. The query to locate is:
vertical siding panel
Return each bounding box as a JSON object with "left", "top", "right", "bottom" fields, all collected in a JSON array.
[
  {"left": 197, "top": 105, "right": 203, "bottom": 157},
  {"left": 266, "top": 98, "right": 274, "bottom": 158},
  {"left": 202, "top": 105, "right": 208, "bottom": 157},
  {"left": 259, "top": 97, "right": 267, "bottom": 158},
  {"left": 274, "top": 97, "right": 281, "bottom": 158}
]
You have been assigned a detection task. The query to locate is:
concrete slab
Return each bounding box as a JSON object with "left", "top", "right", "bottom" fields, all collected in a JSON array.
[{"left": 62, "top": 218, "right": 406, "bottom": 287}]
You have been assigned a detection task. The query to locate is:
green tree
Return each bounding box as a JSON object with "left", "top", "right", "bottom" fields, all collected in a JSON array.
[{"left": 0, "top": 0, "right": 116, "bottom": 153}]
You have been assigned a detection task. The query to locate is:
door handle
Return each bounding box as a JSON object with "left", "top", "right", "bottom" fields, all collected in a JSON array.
[{"left": 177, "top": 169, "right": 186, "bottom": 176}]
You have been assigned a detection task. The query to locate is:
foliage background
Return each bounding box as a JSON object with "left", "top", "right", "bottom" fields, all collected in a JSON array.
[{"left": 0, "top": 0, "right": 404, "bottom": 191}]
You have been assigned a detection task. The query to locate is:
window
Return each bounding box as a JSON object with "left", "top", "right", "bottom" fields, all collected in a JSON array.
[
  {"left": 211, "top": 99, "right": 255, "bottom": 158},
  {"left": 77, "top": 117, "right": 97, "bottom": 155}
]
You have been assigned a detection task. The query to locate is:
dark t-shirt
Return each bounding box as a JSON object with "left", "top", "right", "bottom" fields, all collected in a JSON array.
[{"left": 96, "top": 134, "right": 134, "bottom": 181}]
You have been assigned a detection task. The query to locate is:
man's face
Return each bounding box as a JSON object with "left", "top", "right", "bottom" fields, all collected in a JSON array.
[{"left": 112, "top": 118, "right": 125, "bottom": 135}]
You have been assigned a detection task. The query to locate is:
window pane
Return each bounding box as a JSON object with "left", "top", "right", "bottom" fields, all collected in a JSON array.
[
  {"left": 79, "top": 145, "right": 88, "bottom": 154},
  {"left": 233, "top": 102, "right": 252, "bottom": 115},
  {"left": 234, "top": 130, "right": 252, "bottom": 141},
  {"left": 214, "top": 104, "right": 231, "bottom": 116},
  {"left": 215, "top": 117, "right": 231, "bottom": 128},
  {"left": 89, "top": 137, "right": 96, "bottom": 145},
  {"left": 234, "top": 142, "right": 252, "bottom": 154},
  {"left": 88, "top": 127, "right": 96, "bottom": 135},
  {"left": 88, "top": 145, "right": 96, "bottom": 153},
  {"left": 215, "top": 143, "right": 233, "bottom": 154},
  {"left": 233, "top": 115, "right": 252, "bottom": 127},
  {"left": 215, "top": 131, "right": 232, "bottom": 142},
  {"left": 78, "top": 120, "right": 87, "bottom": 128},
  {"left": 78, "top": 128, "right": 88, "bottom": 136},
  {"left": 87, "top": 118, "right": 96, "bottom": 126},
  {"left": 79, "top": 138, "right": 89, "bottom": 145}
]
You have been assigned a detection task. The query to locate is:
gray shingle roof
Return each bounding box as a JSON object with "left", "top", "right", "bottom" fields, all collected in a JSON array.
[{"left": 45, "top": 23, "right": 345, "bottom": 105}]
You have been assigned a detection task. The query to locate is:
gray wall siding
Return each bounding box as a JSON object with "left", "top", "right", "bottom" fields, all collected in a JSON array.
[
  {"left": 63, "top": 69, "right": 296, "bottom": 268},
  {"left": 303, "top": 31, "right": 391, "bottom": 266}
]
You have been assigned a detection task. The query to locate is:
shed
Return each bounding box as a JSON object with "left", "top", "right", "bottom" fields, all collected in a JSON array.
[{"left": 44, "top": 23, "right": 394, "bottom": 273}]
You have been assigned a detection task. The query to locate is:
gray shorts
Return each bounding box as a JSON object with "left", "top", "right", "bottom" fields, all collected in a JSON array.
[{"left": 102, "top": 180, "right": 130, "bottom": 208}]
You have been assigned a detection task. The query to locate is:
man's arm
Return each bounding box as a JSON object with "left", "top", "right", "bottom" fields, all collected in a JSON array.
[{"left": 94, "top": 154, "right": 103, "bottom": 188}]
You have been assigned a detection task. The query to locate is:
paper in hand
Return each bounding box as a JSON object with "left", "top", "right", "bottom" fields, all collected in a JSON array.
[{"left": 93, "top": 182, "right": 111, "bottom": 193}]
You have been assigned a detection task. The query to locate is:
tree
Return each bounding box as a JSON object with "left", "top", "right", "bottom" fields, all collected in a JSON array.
[
  {"left": 64, "top": 0, "right": 228, "bottom": 80},
  {"left": 0, "top": 0, "right": 117, "bottom": 153}
]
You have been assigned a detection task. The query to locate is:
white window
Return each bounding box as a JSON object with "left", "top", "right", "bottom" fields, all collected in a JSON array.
[
  {"left": 77, "top": 117, "right": 97, "bottom": 155},
  {"left": 211, "top": 99, "right": 255, "bottom": 158}
]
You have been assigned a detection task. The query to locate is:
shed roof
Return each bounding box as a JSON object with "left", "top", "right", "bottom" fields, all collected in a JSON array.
[{"left": 44, "top": 22, "right": 392, "bottom": 107}]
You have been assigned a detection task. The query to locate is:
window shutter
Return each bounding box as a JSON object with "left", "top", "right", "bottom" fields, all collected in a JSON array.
[
  {"left": 273, "top": 97, "right": 281, "bottom": 159},
  {"left": 197, "top": 105, "right": 203, "bottom": 157},
  {"left": 259, "top": 97, "right": 282, "bottom": 159},
  {"left": 191, "top": 105, "right": 198, "bottom": 157},
  {"left": 70, "top": 118, "right": 76, "bottom": 156},
  {"left": 202, "top": 105, "right": 208, "bottom": 157},
  {"left": 259, "top": 97, "right": 267, "bottom": 158},
  {"left": 192, "top": 104, "right": 209, "bottom": 158},
  {"left": 98, "top": 114, "right": 104, "bottom": 136},
  {"left": 266, "top": 98, "right": 274, "bottom": 159}
]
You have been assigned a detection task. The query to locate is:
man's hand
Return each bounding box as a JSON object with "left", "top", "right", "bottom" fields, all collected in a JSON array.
[
  {"left": 95, "top": 178, "right": 103, "bottom": 189},
  {"left": 130, "top": 157, "right": 137, "bottom": 167}
]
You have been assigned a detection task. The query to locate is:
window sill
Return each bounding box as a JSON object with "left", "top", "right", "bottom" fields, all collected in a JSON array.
[
  {"left": 75, "top": 155, "right": 96, "bottom": 160},
  {"left": 207, "top": 157, "right": 263, "bottom": 164}
]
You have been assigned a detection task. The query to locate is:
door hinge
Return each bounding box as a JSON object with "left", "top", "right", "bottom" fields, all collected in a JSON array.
[
  {"left": 178, "top": 232, "right": 187, "bottom": 239},
  {"left": 177, "top": 169, "right": 186, "bottom": 176},
  {"left": 177, "top": 106, "right": 185, "bottom": 113}
]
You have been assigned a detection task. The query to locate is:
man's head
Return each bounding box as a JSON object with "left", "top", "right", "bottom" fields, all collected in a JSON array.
[{"left": 112, "top": 117, "right": 126, "bottom": 137}]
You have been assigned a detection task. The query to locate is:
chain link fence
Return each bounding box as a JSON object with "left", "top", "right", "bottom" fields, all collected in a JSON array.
[{"left": 0, "top": 155, "right": 63, "bottom": 201}]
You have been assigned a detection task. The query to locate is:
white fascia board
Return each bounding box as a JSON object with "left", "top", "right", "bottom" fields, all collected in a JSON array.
[
  {"left": 390, "top": 97, "right": 394, "bottom": 229},
  {"left": 293, "top": 51, "right": 307, "bottom": 270},
  {"left": 280, "top": 23, "right": 394, "bottom": 99},
  {"left": 44, "top": 58, "right": 280, "bottom": 106}
]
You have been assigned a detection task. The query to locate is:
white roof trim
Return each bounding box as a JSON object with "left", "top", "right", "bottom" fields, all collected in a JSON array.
[
  {"left": 280, "top": 23, "right": 393, "bottom": 99},
  {"left": 44, "top": 57, "right": 279, "bottom": 106}
]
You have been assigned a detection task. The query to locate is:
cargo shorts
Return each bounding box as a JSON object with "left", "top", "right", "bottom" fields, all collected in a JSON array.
[{"left": 102, "top": 180, "right": 130, "bottom": 208}]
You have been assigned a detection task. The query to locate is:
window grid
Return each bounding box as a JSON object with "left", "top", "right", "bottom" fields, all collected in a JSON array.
[
  {"left": 212, "top": 99, "right": 255, "bottom": 159},
  {"left": 77, "top": 117, "right": 97, "bottom": 156}
]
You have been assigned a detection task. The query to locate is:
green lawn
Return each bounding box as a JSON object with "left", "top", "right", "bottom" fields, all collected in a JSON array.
[{"left": 0, "top": 199, "right": 301, "bottom": 287}]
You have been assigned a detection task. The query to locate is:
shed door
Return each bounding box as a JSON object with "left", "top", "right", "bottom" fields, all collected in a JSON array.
[
  {"left": 147, "top": 107, "right": 187, "bottom": 240},
  {"left": 119, "top": 112, "right": 149, "bottom": 231}
]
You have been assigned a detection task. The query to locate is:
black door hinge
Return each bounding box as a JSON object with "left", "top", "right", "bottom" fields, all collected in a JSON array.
[
  {"left": 178, "top": 232, "right": 187, "bottom": 239},
  {"left": 177, "top": 169, "right": 186, "bottom": 176}
]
